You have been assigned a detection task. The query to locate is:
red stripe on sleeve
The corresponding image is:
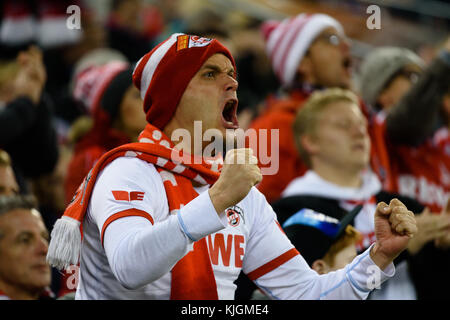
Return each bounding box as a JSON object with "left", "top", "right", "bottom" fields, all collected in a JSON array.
[
  {"left": 112, "top": 190, "right": 129, "bottom": 201},
  {"left": 247, "top": 248, "right": 299, "bottom": 281},
  {"left": 101, "top": 208, "right": 154, "bottom": 246}
]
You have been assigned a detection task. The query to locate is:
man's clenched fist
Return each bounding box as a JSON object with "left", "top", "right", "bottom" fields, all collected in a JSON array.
[
  {"left": 209, "top": 148, "right": 262, "bottom": 214},
  {"left": 371, "top": 198, "right": 418, "bottom": 270}
]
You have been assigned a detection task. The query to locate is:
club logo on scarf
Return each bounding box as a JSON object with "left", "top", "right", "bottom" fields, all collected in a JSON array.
[
  {"left": 226, "top": 206, "right": 244, "bottom": 227},
  {"left": 177, "top": 35, "right": 212, "bottom": 51}
]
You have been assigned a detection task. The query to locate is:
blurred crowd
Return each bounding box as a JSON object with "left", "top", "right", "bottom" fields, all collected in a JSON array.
[{"left": 0, "top": 0, "right": 449, "bottom": 300}]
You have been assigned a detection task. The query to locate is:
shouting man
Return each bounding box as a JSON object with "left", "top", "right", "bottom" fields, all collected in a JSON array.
[{"left": 47, "top": 34, "right": 417, "bottom": 300}]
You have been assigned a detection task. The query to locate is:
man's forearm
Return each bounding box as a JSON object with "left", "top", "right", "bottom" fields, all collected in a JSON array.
[{"left": 370, "top": 242, "right": 397, "bottom": 271}]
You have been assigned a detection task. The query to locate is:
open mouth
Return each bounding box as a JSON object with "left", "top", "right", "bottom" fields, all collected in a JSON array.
[
  {"left": 342, "top": 57, "right": 352, "bottom": 73},
  {"left": 352, "top": 142, "right": 366, "bottom": 151},
  {"left": 221, "top": 98, "right": 239, "bottom": 129}
]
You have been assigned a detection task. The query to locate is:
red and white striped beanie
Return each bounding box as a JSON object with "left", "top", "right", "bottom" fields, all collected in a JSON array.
[
  {"left": 261, "top": 14, "right": 344, "bottom": 88},
  {"left": 72, "top": 61, "right": 129, "bottom": 114},
  {"left": 132, "top": 33, "right": 236, "bottom": 129}
]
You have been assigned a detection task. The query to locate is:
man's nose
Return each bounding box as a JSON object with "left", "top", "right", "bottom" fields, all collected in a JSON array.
[
  {"left": 36, "top": 237, "right": 49, "bottom": 256},
  {"left": 225, "top": 76, "right": 238, "bottom": 92},
  {"left": 340, "top": 36, "right": 351, "bottom": 54},
  {"left": 351, "top": 123, "right": 367, "bottom": 137}
]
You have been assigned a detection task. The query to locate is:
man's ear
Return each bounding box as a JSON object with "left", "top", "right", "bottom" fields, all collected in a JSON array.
[
  {"left": 301, "top": 134, "right": 320, "bottom": 156},
  {"left": 311, "top": 259, "right": 329, "bottom": 275},
  {"left": 442, "top": 93, "right": 450, "bottom": 118},
  {"left": 377, "top": 89, "right": 394, "bottom": 111},
  {"left": 297, "top": 56, "right": 313, "bottom": 83}
]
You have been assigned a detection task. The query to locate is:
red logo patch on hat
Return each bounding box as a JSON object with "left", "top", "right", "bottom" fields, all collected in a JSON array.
[
  {"left": 189, "top": 35, "right": 212, "bottom": 48},
  {"left": 176, "top": 35, "right": 189, "bottom": 51},
  {"left": 177, "top": 35, "right": 212, "bottom": 51}
]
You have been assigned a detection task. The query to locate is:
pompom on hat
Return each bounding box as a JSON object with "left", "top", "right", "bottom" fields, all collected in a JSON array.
[
  {"left": 132, "top": 33, "right": 236, "bottom": 129},
  {"left": 261, "top": 13, "right": 344, "bottom": 88}
]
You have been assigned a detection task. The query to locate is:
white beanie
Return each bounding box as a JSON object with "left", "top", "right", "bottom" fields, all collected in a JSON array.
[
  {"left": 357, "top": 47, "right": 424, "bottom": 107},
  {"left": 261, "top": 13, "right": 344, "bottom": 88}
]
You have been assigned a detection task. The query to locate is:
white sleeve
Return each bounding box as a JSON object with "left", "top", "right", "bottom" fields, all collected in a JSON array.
[
  {"left": 242, "top": 188, "right": 395, "bottom": 300},
  {"left": 89, "top": 157, "right": 227, "bottom": 289}
]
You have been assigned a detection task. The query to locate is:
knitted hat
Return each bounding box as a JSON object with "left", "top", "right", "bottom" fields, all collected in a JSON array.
[
  {"left": 357, "top": 47, "right": 424, "bottom": 107},
  {"left": 100, "top": 66, "right": 134, "bottom": 121},
  {"left": 132, "top": 33, "right": 236, "bottom": 129},
  {"left": 73, "top": 61, "right": 130, "bottom": 115},
  {"left": 281, "top": 205, "right": 361, "bottom": 266},
  {"left": 261, "top": 13, "right": 344, "bottom": 88}
]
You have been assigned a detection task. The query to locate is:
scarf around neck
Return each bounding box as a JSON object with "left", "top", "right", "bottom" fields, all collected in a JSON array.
[{"left": 47, "top": 123, "right": 224, "bottom": 299}]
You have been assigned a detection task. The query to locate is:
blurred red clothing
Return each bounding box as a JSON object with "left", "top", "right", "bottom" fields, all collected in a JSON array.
[
  {"left": 372, "top": 115, "right": 450, "bottom": 212},
  {"left": 249, "top": 91, "right": 309, "bottom": 204}
]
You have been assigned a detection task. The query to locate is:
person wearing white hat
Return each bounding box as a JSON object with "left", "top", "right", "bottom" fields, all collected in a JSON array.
[{"left": 250, "top": 13, "right": 354, "bottom": 204}]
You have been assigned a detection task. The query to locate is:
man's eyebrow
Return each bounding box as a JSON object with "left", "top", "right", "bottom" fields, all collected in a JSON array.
[
  {"left": 16, "top": 231, "right": 33, "bottom": 239},
  {"left": 201, "top": 64, "right": 235, "bottom": 74}
]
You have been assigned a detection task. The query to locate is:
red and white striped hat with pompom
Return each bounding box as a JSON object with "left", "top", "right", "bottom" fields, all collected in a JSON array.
[
  {"left": 132, "top": 33, "right": 236, "bottom": 129},
  {"left": 261, "top": 13, "right": 344, "bottom": 88},
  {"left": 72, "top": 61, "right": 129, "bottom": 114}
]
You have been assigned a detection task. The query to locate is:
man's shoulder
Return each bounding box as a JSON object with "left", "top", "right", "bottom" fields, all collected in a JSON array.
[
  {"left": 94, "top": 156, "right": 162, "bottom": 192},
  {"left": 102, "top": 156, "right": 158, "bottom": 175}
]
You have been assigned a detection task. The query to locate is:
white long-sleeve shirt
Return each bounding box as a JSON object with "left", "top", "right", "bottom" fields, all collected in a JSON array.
[{"left": 75, "top": 157, "right": 394, "bottom": 300}]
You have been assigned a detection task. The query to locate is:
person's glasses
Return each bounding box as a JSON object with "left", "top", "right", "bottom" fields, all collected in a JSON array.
[
  {"left": 314, "top": 34, "right": 349, "bottom": 47},
  {"left": 383, "top": 69, "right": 422, "bottom": 91},
  {"left": 397, "top": 69, "right": 421, "bottom": 84}
]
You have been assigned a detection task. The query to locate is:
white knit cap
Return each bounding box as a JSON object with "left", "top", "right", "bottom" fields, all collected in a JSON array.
[{"left": 262, "top": 13, "right": 344, "bottom": 88}]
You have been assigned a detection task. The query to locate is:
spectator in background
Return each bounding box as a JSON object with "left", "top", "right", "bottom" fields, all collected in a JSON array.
[
  {"left": 0, "top": 0, "right": 97, "bottom": 125},
  {"left": 0, "top": 46, "right": 59, "bottom": 193},
  {"left": 0, "top": 150, "right": 19, "bottom": 196},
  {"left": 357, "top": 44, "right": 450, "bottom": 212},
  {"left": 44, "top": 4, "right": 108, "bottom": 126},
  {"left": 249, "top": 13, "right": 353, "bottom": 203},
  {"left": 238, "top": 205, "right": 363, "bottom": 299},
  {"left": 249, "top": 13, "right": 444, "bottom": 205},
  {"left": 280, "top": 210, "right": 361, "bottom": 273},
  {"left": 275, "top": 88, "right": 450, "bottom": 299},
  {"left": 0, "top": 0, "right": 83, "bottom": 60},
  {"left": 0, "top": 195, "right": 53, "bottom": 300},
  {"left": 65, "top": 61, "right": 147, "bottom": 204}
]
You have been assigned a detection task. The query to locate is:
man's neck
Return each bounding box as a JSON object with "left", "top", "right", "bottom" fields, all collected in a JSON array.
[
  {"left": 0, "top": 282, "right": 39, "bottom": 300},
  {"left": 312, "top": 162, "right": 363, "bottom": 189}
]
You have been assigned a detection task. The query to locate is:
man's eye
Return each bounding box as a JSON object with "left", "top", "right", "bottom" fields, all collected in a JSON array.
[
  {"left": 18, "top": 236, "right": 32, "bottom": 244},
  {"left": 204, "top": 71, "right": 215, "bottom": 78}
]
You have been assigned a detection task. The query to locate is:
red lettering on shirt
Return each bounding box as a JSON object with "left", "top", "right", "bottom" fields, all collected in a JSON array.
[
  {"left": 234, "top": 235, "right": 245, "bottom": 268},
  {"left": 112, "top": 191, "right": 145, "bottom": 201},
  {"left": 130, "top": 191, "right": 145, "bottom": 201},
  {"left": 208, "top": 233, "right": 233, "bottom": 266},
  {"left": 207, "top": 233, "right": 245, "bottom": 268}
]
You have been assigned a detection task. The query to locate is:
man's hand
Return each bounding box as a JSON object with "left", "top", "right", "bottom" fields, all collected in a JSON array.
[
  {"left": 209, "top": 148, "right": 262, "bottom": 214},
  {"left": 370, "top": 199, "right": 417, "bottom": 270},
  {"left": 13, "top": 46, "right": 47, "bottom": 105},
  {"left": 408, "top": 207, "right": 450, "bottom": 254},
  {"left": 434, "top": 198, "right": 450, "bottom": 249}
]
